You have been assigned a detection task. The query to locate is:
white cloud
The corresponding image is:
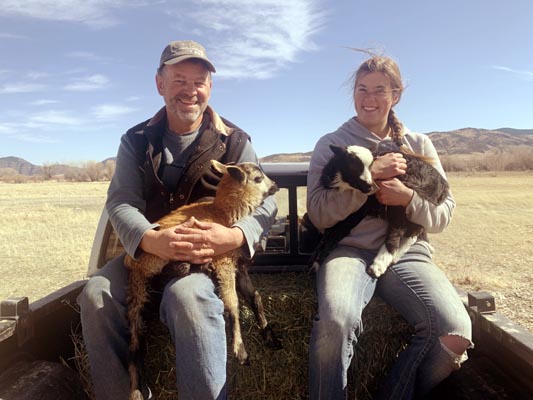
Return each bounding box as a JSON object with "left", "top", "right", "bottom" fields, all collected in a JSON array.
[
  {"left": 0, "top": 124, "right": 11, "bottom": 134},
  {"left": 67, "top": 51, "right": 111, "bottom": 63},
  {"left": 492, "top": 65, "right": 533, "bottom": 82},
  {"left": 0, "top": 32, "right": 27, "bottom": 39},
  {"left": 0, "top": 0, "right": 158, "bottom": 28},
  {"left": 92, "top": 104, "right": 138, "bottom": 119},
  {"left": 0, "top": 121, "right": 59, "bottom": 143},
  {"left": 167, "top": 0, "right": 327, "bottom": 79},
  {"left": 0, "top": 120, "right": 59, "bottom": 143},
  {"left": 0, "top": 83, "right": 47, "bottom": 94},
  {"left": 29, "top": 110, "right": 82, "bottom": 125},
  {"left": 64, "top": 74, "right": 110, "bottom": 91},
  {"left": 11, "top": 132, "right": 60, "bottom": 144},
  {"left": 0, "top": 0, "right": 127, "bottom": 28},
  {"left": 31, "top": 99, "right": 61, "bottom": 106},
  {"left": 27, "top": 71, "right": 50, "bottom": 80}
]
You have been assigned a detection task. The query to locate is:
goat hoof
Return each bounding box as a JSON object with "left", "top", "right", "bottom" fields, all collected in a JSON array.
[
  {"left": 235, "top": 346, "right": 249, "bottom": 365},
  {"left": 366, "top": 267, "right": 381, "bottom": 279},
  {"left": 262, "top": 326, "right": 283, "bottom": 350},
  {"left": 129, "top": 389, "right": 144, "bottom": 400}
]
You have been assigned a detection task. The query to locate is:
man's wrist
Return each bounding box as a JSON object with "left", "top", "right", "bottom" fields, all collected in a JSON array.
[
  {"left": 140, "top": 228, "right": 158, "bottom": 253},
  {"left": 231, "top": 227, "right": 246, "bottom": 248}
]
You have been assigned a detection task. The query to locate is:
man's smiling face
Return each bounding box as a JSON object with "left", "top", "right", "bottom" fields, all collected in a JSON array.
[{"left": 156, "top": 59, "right": 212, "bottom": 133}]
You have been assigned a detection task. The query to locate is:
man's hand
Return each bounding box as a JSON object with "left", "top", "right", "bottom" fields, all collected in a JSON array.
[
  {"left": 139, "top": 217, "right": 215, "bottom": 264},
  {"left": 173, "top": 218, "right": 245, "bottom": 258},
  {"left": 371, "top": 152, "right": 407, "bottom": 180}
]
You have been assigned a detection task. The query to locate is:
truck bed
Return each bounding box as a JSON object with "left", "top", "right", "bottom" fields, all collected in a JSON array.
[{"left": 2, "top": 163, "right": 532, "bottom": 399}]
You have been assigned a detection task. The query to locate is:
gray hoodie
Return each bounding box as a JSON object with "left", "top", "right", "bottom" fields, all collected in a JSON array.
[{"left": 307, "top": 117, "right": 455, "bottom": 251}]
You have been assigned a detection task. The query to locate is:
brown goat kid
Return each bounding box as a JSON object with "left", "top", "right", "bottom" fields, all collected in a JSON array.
[{"left": 124, "top": 160, "right": 281, "bottom": 400}]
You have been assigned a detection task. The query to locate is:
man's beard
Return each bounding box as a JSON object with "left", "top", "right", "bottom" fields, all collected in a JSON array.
[
  {"left": 170, "top": 98, "right": 207, "bottom": 126},
  {"left": 175, "top": 108, "right": 202, "bottom": 125}
]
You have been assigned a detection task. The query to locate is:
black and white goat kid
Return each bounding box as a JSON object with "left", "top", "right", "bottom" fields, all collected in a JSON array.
[{"left": 313, "top": 143, "right": 449, "bottom": 278}]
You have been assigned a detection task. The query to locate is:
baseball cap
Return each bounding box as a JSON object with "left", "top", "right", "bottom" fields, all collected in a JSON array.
[{"left": 159, "top": 40, "right": 216, "bottom": 72}]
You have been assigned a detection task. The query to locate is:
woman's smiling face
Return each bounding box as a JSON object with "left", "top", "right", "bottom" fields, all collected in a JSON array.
[{"left": 353, "top": 71, "right": 399, "bottom": 136}]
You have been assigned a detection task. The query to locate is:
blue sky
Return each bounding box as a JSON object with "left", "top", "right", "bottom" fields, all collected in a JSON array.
[{"left": 1, "top": 0, "right": 532, "bottom": 166}]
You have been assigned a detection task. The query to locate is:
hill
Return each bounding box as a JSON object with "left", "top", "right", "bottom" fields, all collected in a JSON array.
[
  {"left": 2, "top": 127, "right": 533, "bottom": 173},
  {"left": 259, "top": 127, "right": 533, "bottom": 162},
  {"left": 426, "top": 127, "right": 533, "bottom": 155},
  {"left": 260, "top": 152, "right": 312, "bottom": 163},
  {"left": 0, "top": 156, "right": 43, "bottom": 175}
]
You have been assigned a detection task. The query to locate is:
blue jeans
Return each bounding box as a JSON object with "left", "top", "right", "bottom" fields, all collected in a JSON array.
[
  {"left": 77, "top": 254, "right": 227, "bottom": 400},
  {"left": 309, "top": 242, "right": 472, "bottom": 400}
]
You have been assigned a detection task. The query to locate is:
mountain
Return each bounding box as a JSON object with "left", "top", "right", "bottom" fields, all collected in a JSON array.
[
  {"left": 0, "top": 156, "right": 43, "bottom": 175},
  {"left": 426, "top": 128, "right": 533, "bottom": 155},
  {"left": 260, "top": 152, "right": 312, "bottom": 163},
  {"left": 496, "top": 128, "right": 533, "bottom": 136},
  {"left": 258, "top": 127, "right": 533, "bottom": 162},
  {"left": 2, "top": 127, "right": 533, "bottom": 174},
  {"left": 0, "top": 157, "right": 85, "bottom": 177}
]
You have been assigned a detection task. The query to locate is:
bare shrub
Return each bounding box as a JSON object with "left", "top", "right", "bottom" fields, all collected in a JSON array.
[
  {"left": 440, "top": 153, "right": 486, "bottom": 172},
  {"left": 42, "top": 163, "right": 54, "bottom": 180},
  {"left": 103, "top": 159, "right": 115, "bottom": 180},
  {"left": 0, "top": 168, "right": 20, "bottom": 182},
  {"left": 64, "top": 169, "right": 86, "bottom": 182},
  {"left": 506, "top": 145, "right": 533, "bottom": 170},
  {"left": 83, "top": 161, "right": 104, "bottom": 182},
  {"left": 441, "top": 146, "right": 533, "bottom": 172}
]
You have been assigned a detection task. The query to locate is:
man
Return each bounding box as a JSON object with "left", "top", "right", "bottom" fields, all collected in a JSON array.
[{"left": 78, "top": 40, "right": 277, "bottom": 400}]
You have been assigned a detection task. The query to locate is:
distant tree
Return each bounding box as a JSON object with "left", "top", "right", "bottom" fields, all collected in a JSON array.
[
  {"left": 64, "top": 169, "right": 85, "bottom": 182},
  {"left": 0, "top": 168, "right": 22, "bottom": 182},
  {"left": 42, "top": 163, "right": 54, "bottom": 180},
  {"left": 103, "top": 159, "right": 116, "bottom": 180},
  {"left": 83, "top": 161, "right": 104, "bottom": 182}
]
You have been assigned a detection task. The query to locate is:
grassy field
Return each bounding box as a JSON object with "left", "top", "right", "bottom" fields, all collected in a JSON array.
[
  {"left": 0, "top": 172, "right": 531, "bottom": 332},
  {"left": 0, "top": 181, "right": 108, "bottom": 301},
  {"left": 429, "top": 172, "right": 533, "bottom": 331}
]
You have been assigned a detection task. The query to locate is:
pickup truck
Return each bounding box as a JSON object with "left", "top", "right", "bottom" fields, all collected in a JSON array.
[{"left": 1, "top": 163, "right": 532, "bottom": 399}]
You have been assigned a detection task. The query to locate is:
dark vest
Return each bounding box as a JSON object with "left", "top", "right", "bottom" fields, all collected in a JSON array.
[{"left": 126, "top": 112, "right": 250, "bottom": 223}]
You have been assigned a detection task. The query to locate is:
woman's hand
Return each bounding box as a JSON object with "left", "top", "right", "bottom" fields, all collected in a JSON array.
[
  {"left": 371, "top": 152, "right": 407, "bottom": 180},
  {"left": 375, "top": 178, "right": 414, "bottom": 207}
]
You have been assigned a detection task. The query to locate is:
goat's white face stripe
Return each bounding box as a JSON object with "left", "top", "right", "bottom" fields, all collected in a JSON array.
[{"left": 346, "top": 145, "right": 374, "bottom": 184}]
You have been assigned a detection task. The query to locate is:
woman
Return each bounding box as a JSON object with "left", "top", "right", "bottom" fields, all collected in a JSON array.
[{"left": 306, "top": 53, "right": 472, "bottom": 399}]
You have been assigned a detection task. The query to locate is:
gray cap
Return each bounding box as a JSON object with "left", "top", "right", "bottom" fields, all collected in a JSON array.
[{"left": 159, "top": 40, "right": 216, "bottom": 72}]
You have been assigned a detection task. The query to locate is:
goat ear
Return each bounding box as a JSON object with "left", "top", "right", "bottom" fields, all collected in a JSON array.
[
  {"left": 211, "top": 160, "right": 227, "bottom": 174},
  {"left": 330, "top": 144, "right": 347, "bottom": 156},
  {"left": 227, "top": 165, "right": 246, "bottom": 183}
]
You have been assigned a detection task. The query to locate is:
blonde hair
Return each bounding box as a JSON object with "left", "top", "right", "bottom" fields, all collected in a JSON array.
[{"left": 350, "top": 49, "right": 405, "bottom": 145}]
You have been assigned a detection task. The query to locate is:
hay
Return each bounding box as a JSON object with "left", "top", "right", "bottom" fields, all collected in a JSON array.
[{"left": 74, "top": 272, "right": 412, "bottom": 399}]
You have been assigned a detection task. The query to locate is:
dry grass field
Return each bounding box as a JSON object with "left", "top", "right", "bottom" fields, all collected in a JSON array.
[
  {"left": 0, "top": 172, "right": 531, "bottom": 332},
  {"left": 429, "top": 171, "right": 533, "bottom": 331},
  {"left": 0, "top": 181, "right": 108, "bottom": 301}
]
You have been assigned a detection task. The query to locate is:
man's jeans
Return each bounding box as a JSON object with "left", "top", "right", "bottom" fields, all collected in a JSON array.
[
  {"left": 78, "top": 254, "right": 227, "bottom": 400},
  {"left": 309, "top": 242, "right": 472, "bottom": 400}
]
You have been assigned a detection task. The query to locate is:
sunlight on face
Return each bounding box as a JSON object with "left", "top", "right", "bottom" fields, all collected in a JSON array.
[
  {"left": 354, "top": 71, "right": 399, "bottom": 135},
  {"left": 156, "top": 60, "right": 212, "bottom": 133}
]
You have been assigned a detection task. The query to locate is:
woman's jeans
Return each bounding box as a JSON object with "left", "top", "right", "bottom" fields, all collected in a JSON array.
[
  {"left": 309, "top": 242, "right": 472, "bottom": 400},
  {"left": 77, "top": 254, "right": 227, "bottom": 400}
]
